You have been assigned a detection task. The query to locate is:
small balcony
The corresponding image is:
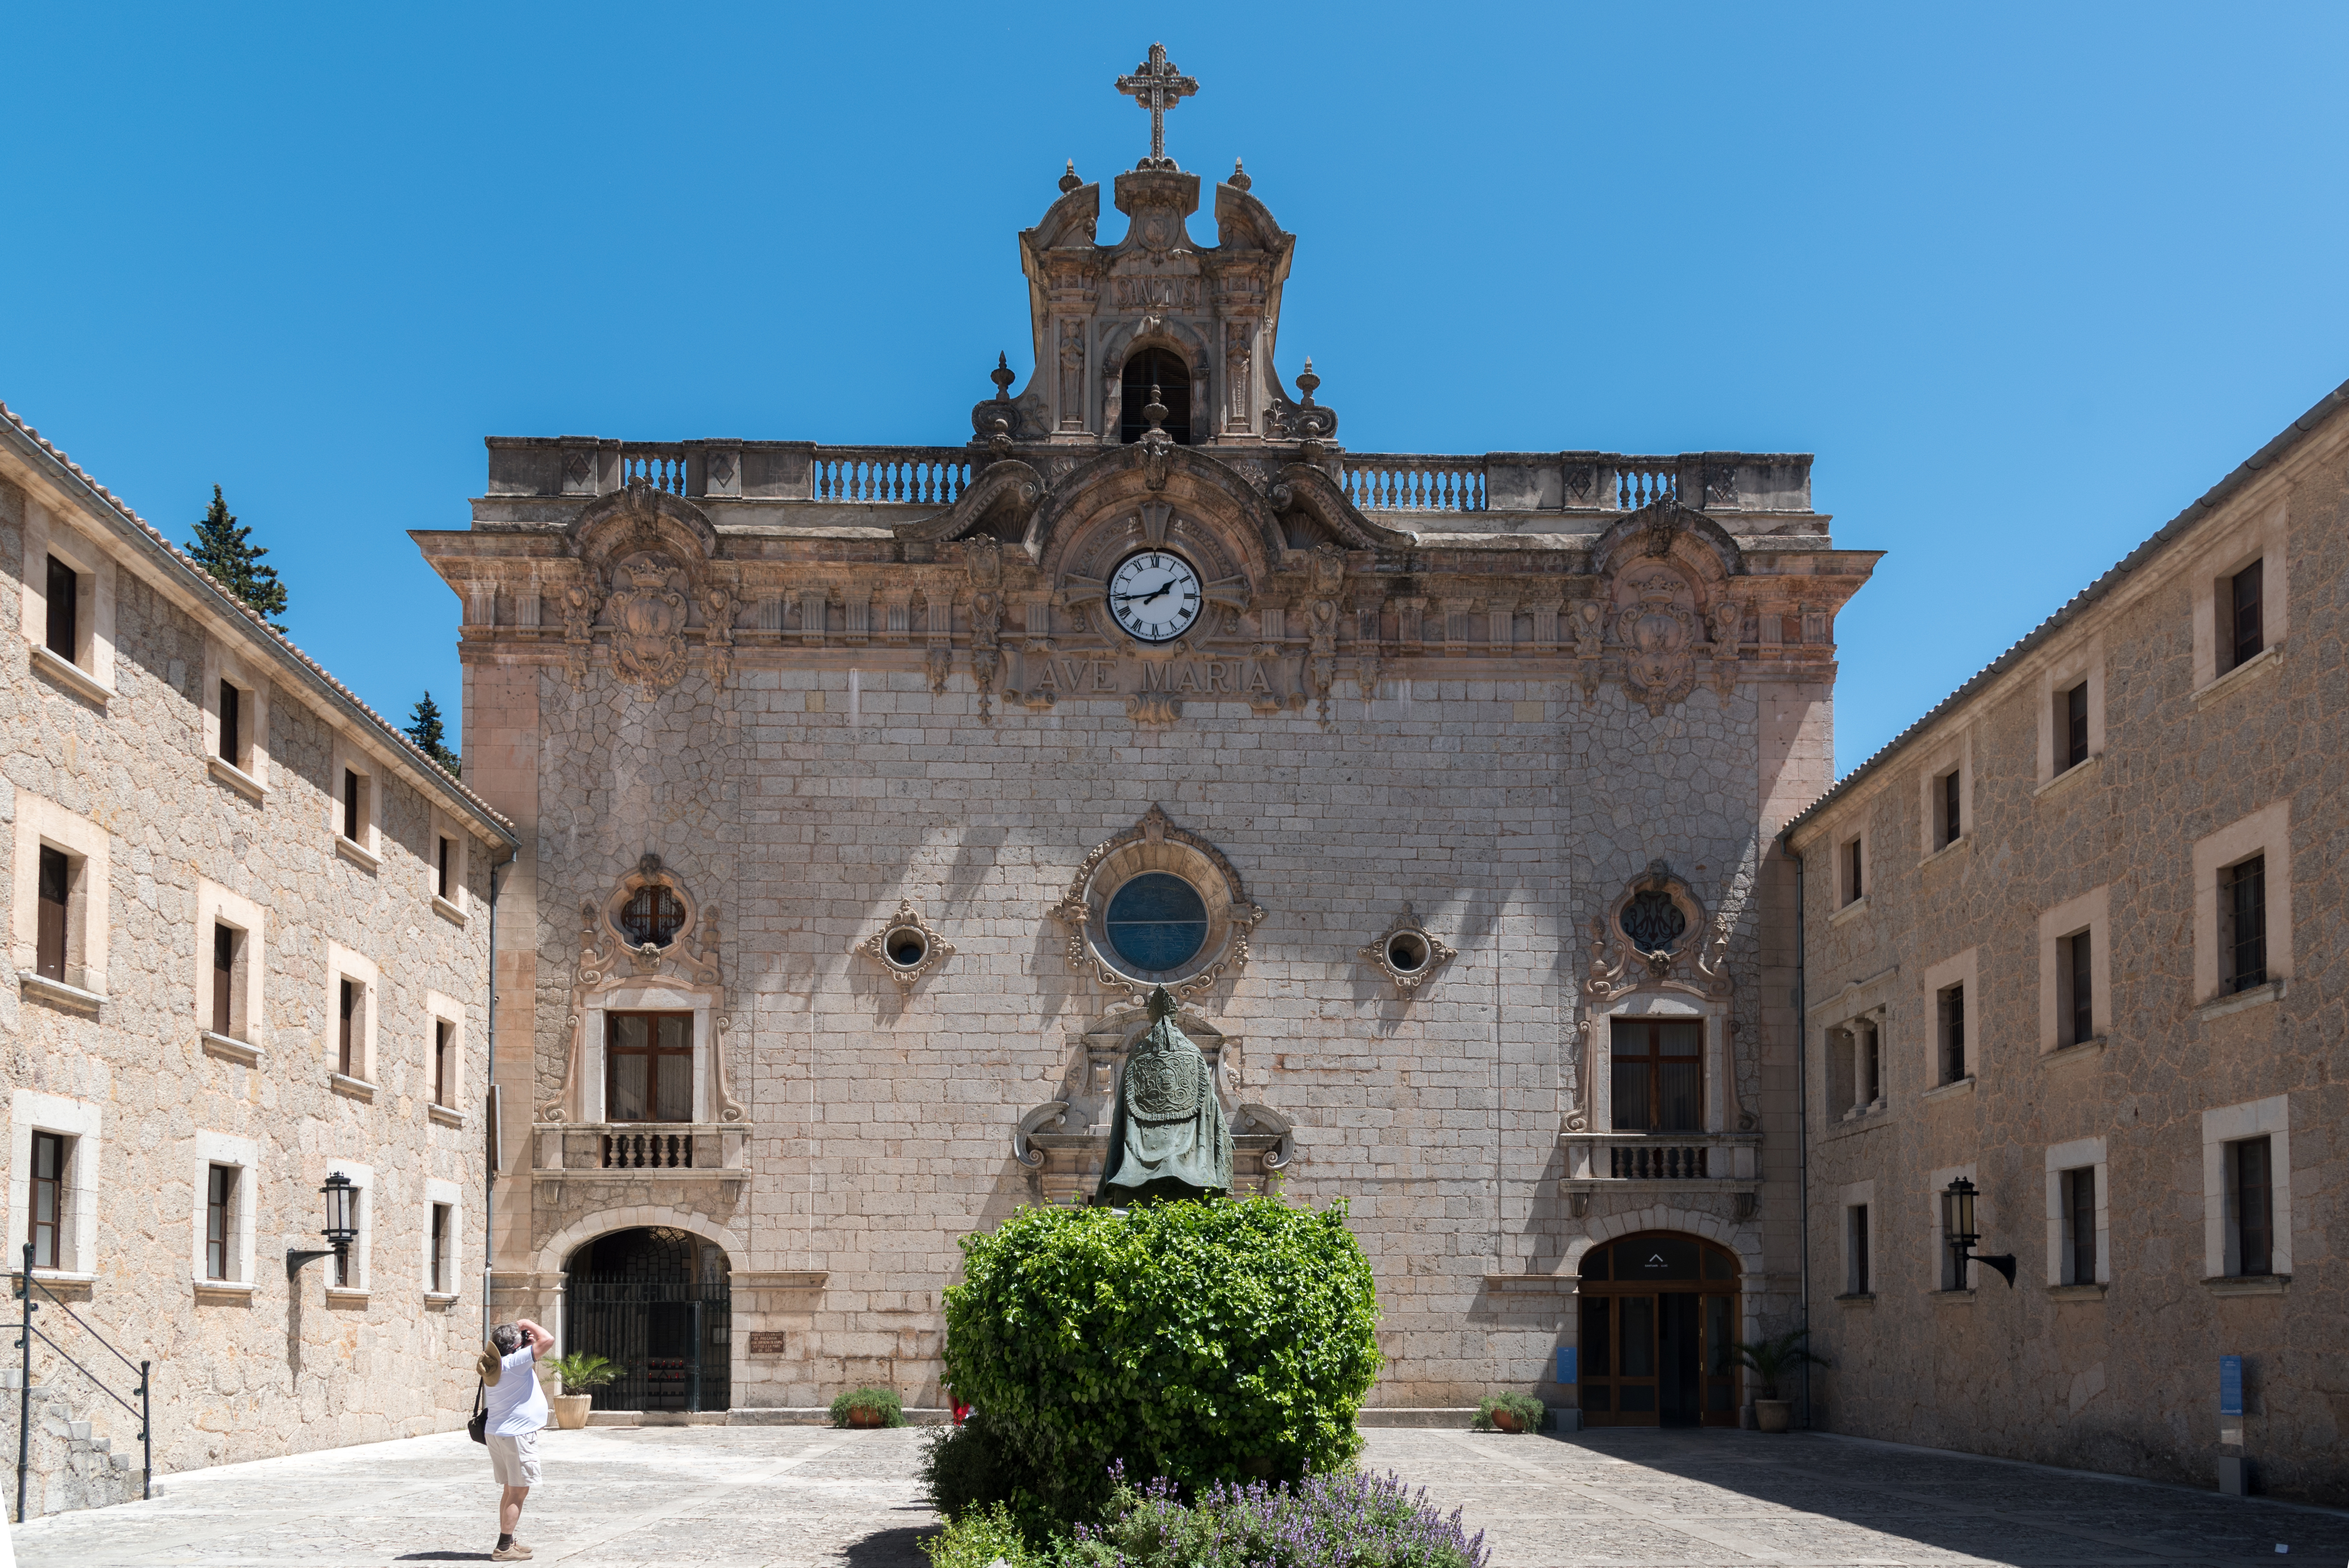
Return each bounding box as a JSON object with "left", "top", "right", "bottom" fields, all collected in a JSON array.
[
  {"left": 1558, "top": 1131, "right": 1762, "bottom": 1208},
  {"left": 533, "top": 1122, "right": 751, "bottom": 1185}
]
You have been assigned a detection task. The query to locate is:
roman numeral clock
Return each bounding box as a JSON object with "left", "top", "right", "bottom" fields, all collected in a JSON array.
[{"left": 1108, "top": 549, "right": 1203, "bottom": 643}]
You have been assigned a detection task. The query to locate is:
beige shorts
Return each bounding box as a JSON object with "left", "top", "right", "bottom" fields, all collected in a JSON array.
[{"left": 487, "top": 1431, "right": 541, "bottom": 1487}]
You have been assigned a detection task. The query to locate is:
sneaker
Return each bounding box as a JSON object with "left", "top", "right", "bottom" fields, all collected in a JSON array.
[{"left": 490, "top": 1545, "right": 534, "bottom": 1562}]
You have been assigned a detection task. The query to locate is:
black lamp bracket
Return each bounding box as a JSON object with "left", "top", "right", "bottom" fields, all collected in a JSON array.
[
  {"left": 1959, "top": 1247, "right": 2018, "bottom": 1287},
  {"left": 285, "top": 1246, "right": 345, "bottom": 1279}
]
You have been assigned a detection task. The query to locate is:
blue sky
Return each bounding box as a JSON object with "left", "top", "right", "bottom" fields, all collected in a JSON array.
[{"left": 8, "top": 4, "right": 2347, "bottom": 776}]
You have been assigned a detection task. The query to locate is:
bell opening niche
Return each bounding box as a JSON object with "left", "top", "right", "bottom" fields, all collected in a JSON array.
[{"left": 1119, "top": 348, "right": 1192, "bottom": 446}]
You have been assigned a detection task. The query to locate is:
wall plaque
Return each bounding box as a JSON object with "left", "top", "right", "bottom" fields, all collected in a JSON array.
[{"left": 747, "top": 1331, "right": 789, "bottom": 1356}]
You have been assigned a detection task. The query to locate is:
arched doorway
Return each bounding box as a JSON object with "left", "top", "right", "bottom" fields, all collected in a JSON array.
[
  {"left": 1578, "top": 1232, "right": 1739, "bottom": 1428},
  {"left": 565, "top": 1228, "right": 732, "bottom": 1412},
  {"left": 1119, "top": 347, "right": 1192, "bottom": 445}
]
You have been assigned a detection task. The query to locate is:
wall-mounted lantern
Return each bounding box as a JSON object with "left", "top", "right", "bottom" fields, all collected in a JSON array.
[
  {"left": 1941, "top": 1176, "right": 2017, "bottom": 1287},
  {"left": 285, "top": 1172, "right": 359, "bottom": 1278}
]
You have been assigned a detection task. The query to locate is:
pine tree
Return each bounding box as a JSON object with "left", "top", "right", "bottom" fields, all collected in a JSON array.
[
  {"left": 186, "top": 485, "right": 289, "bottom": 629},
  {"left": 406, "top": 692, "right": 461, "bottom": 776}
]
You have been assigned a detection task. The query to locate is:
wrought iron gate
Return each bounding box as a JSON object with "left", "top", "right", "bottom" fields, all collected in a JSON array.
[{"left": 564, "top": 1228, "right": 731, "bottom": 1413}]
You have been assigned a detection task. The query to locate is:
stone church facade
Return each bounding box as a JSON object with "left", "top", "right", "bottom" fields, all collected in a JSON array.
[{"left": 425, "top": 108, "right": 1876, "bottom": 1419}]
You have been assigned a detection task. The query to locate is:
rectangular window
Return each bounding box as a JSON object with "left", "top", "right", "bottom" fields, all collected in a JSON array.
[
  {"left": 1940, "top": 769, "right": 1962, "bottom": 848},
  {"left": 436, "top": 837, "right": 453, "bottom": 901},
  {"left": 606, "top": 1012, "right": 695, "bottom": 1123},
  {"left": 36, "top": 846, "right": 70, "bottom": 982},
  {"left": 2229, "top": 560, "right": 2264, "bottom": 673},
  {"left": 434, "top": 1018, "right": 453, "bottom": 1108},
  {"left": 2061, "top": 681, "right": 2090, "bottom": 770},
  {"left": 27, "top": 1132, "right": 66, "bottom": 1270},
  {"left": 212, "top": 923, "right": 237, "bottom": 1036},
  {"left": 1843, "top": 837, "right": 1864, "bottom": 904},
  {"left": 2228, "top": 1136, "right": 2273, "bottom": 1277},
  {"left": 44, "top": 556, "right": 77, "bottom": 660},
  {"left": 341, "top": 769, "right": 362, "bottom": 842},
  {"left": 218, "top": 681, "right": 241, "bottom": 765},
  {"left": 1937, "top": 983, "right": 1966, "bottom": 1084},
  {"left": 2062, "top": 1167, "right": 2096, "bottom": 1284},
  {"left": 1609, "top": 1017, "right": 1703, "bottom": 1134},
  {"left": 2223, "top": 855, "right": 2267, "bottom": 994},
  {"left": 205, "top": 1164, "right": 236, "bottom": 1281},
  {"left": 338, "top": 979, "right": 358, "bottom": 1077},
  {"left": 1848, "top": 1204, "right": 1871, "bottom": 1295},
  {"left": 2061, "top": 930, "right": 2094, "bottom": 1045},
  {"left": 429, "top": 1204, "right": 450, "bottom": 1294},
  {"left": 1860, "top": 1020, "right": 1880, "bottom": 1108}
]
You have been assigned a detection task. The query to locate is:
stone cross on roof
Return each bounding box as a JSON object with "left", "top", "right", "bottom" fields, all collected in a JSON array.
[{"left": 1115, "top": 42, "right": 1199, "bottom": 171}]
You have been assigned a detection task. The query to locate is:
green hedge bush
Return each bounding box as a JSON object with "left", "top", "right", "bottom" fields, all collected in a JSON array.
[{"left": 940, "top": 1197, "right": 1381, "bottom": 1532}]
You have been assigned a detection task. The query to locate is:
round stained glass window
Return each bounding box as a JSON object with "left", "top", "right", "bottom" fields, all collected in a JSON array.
[{"left": 1104, "top": 872, "right": 1209, "bottom": 972}]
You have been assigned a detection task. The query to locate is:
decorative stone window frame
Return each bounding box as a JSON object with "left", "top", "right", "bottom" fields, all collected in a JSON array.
[
  {"left": 1914, "top": 729, "right": 1973, "bottom": 860},
  {"left": 2191, "top": 802, "right": 2291, "bottom": 1007},
  {"left": 424, "top": 988, "right": 464, "bottom": 1113},
  {"left": 1921, "top": 947, "right": 1978, "bottom": 1093},
  {"left": 1806, "top": 964, "right": 1899, "bottom": 1129},
  {"left": 1825, "top": 1007, "right": 1888, "bottom": 1122},
  {"left": 863, "top": 899, "right": 954, "bottom": 988},
  {"left": 2043, "top": 1136, "right": 2109, "bottom": 1288},
  {"left": 1359, "top": 905, "right": 1456, "bottom": 993},
  {"left": 194, "top": 878, "right": 267, "bottom": 1058},
  {"left": 1049, "top": 804, "right": 1266, "bottom": 1003},
  {"left": 2036, "top": 885, "right": 2111, "bottom": 1053},
  {"left": 13, "top": 788, "right": 110, "bottom": 1003},
  {"left": 190, "top": 1131, "right": 261, "bottom": 1291},
  {"left": 1570, "top": 862, "right": 1745, "bottom": 1136},
  {"left": 324, "top": 943, "right": 380, "bottom": 1091},
  {"left": 18, "top": 505, "right": 117, "bottom": 702},
  {"left": 1839, "top": 1179, "right": 1876, "bottom": 1297},
  {"left": 1927, "top": 1161, "right": 1982, "bottom": 1292},
  {"left": 2201, "top": 1094, "right": 2290, "bottom": 1280},
  {"left": 542, "top": 857, "right": 742, "bottom": 1126},
  {"left": 429, "top": 809, "right": 469, "bottom": 924},
  {"left": 203, "top": 641, "right": 270, "bottom": 794},
  {"left": 324, "top": 1157, "right": 374, "bottom": 1297},
  {"left": 2034, "top": 638, "right": 2104, "bottom": 788},
  {"left": 2190, "top": 498, "right": 2288, "bottom": 694},
  {"left": 423, "top": 1176, "right": 462, "bottom": 1300},
  {"left": 329, "top": 735, "right": 383, "bottom": 868},
  {"left": 9, "top": 1092, "right": 101, "bottom": 1280}
]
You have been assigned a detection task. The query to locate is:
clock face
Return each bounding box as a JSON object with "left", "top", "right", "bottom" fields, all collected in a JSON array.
[{"left": 1108, "top": 550, "right": 1204, "bottom": 643}]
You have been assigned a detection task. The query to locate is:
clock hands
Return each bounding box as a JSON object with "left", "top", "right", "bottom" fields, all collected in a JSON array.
[{"left": 1113, "top": 583, "right": 1180, "bottom": 607}]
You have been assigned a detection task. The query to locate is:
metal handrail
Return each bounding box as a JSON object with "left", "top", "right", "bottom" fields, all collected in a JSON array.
[{"left": 14, "top": 1243, "right": 150, "bottom": 1520}]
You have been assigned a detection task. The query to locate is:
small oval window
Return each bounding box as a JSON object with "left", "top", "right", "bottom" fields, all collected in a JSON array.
[
  {"left": 1386, "top": 931, "right": 1432, "bottom": 973},
  {"left": 1104, "top": 872, "right": 1208, "bottom": 972},
  {"left": 884, "top": 926, "right": 929, "bottom": 970},
  {"left": 619, "top": 886, "right": 687, "bottom": 948}
]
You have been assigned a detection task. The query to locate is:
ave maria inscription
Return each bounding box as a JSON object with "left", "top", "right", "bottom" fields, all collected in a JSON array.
[{"left": 1009, "top": 651, "right": 1294, "bottom": 717}]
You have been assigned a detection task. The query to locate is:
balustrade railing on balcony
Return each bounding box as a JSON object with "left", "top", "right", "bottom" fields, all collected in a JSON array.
[
  {"left": 1342, "top": 456, "right": 1488, "bottom": 513},
  {"left": 1609, "top": 1143, "right": 1708, "bottom": 1180},
  {"left": 604, "top": 1130, "right": 693, "bottom": 1170},
  {"left": 813, "top": 447, "right": 971, "bottom": 505},
  {"left": 620, "top": 443, "right": 689, "bottom": 495}
]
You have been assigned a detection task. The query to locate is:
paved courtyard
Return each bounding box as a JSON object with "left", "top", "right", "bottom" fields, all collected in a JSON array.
[{"left": 9, "top": 1423, "right": 2342, "bottom": 1567}]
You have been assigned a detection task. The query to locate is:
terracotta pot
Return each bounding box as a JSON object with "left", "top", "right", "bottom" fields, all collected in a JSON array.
[
  {"left": 847, "top": 1406, "right": 885, "bottom": 1428},
  {"left": 552, "top": 1394, "right": 592, "bottom": 1431},
  {"left": 1754, "top": 1398, "right": 1791, "bottom": 1433},
  {"left": 1491, "top": 1409, "right": 1524, "bottom": 1433}
]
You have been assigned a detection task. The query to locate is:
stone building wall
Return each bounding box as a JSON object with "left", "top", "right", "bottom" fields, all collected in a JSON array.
[
  {"left": 0, "top": 410, "right": 512, "bottom": 1504},
  {"left": 1787, "top": 381, "right": 2349, "bottom": 1504}
]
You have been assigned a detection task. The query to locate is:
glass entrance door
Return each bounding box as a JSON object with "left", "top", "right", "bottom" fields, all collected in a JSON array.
[{"left": 1576, "top": 1233, "right": 1739, "bottom": 1427}]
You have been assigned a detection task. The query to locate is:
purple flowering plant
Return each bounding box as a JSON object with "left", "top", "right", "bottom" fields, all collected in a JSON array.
[{"left": 1044, "top": 1463, "right": 1490, "bottom": 1568}]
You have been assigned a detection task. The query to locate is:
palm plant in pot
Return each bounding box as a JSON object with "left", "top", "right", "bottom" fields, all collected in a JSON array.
[
  {"left": 1729, "top": 1329, "right": 1828, "bottom": 1432},
  {"left": 546, "top": 1352, "right": 621, "bottom": 1430}
]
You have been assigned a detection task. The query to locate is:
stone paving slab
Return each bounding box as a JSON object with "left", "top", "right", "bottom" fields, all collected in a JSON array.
[{"left": 9, "top": 1423, "right": 2344, "bottom": 1567}]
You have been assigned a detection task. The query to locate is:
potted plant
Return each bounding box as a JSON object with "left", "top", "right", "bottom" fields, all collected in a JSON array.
[
  {"left": 830, "top": 1385, "right": 906, "bottom": 1429},
  {"left": 1473, "top": 1392, "right": 1547, "bottom": 1433},
  {"left": 1730, "top": 1329, "right": 1829, "bottom": 1432},
  {"left": 545, "top": 1352, "right": 621, "bottom": 1430}
]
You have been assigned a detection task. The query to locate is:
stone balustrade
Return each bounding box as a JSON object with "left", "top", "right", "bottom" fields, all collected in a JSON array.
[
  {"left": 533, "top": 1122, "right": 752, "bottom": 1178},
  {"left": 1558, "top": 1131, "right": 1761, "bottom": 1185},
  {"left": 485, "top": 437, "right": 1813, "bottom": 515}
]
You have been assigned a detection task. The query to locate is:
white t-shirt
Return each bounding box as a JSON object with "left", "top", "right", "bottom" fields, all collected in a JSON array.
[{"left": 484, "top": 1345, "right": 548, "bottom": 1436}]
